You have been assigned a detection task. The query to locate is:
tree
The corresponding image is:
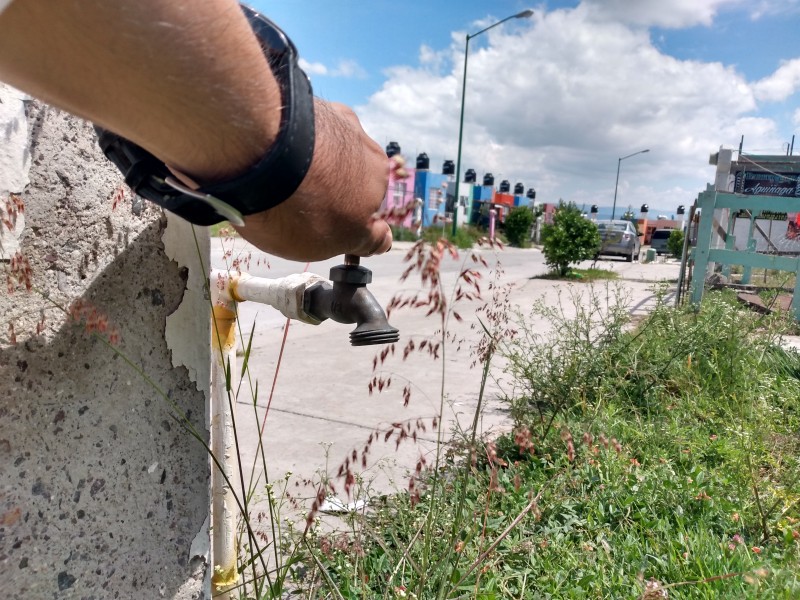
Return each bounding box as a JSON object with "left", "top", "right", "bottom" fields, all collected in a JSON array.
[
  {"left": 621, "top": 207, "right": 640, "bottom": 234},
  {"left": 667, "top": 228, "right": 685, "bottom": 258},
  {"left": 541, "top": 201, "right": 601, "bottom": 276},
  {"left": 504, "top": 206, "right": 534, "bottom": 247}
]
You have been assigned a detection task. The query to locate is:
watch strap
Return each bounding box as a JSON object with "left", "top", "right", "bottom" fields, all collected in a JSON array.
[{"left": 96, "top": 5, "right": 315, "bottom": 226}]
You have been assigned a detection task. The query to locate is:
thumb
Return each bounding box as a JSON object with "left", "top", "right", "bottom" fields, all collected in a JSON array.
[{"left": 351, "top": 219, "right": 393, "bottom": 257}]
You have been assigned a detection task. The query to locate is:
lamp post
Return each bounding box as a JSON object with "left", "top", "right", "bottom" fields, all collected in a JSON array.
[
  {"left": 452, "top": 9, "right": 534, "bottom": 235},
  {"left": 611, "top": 149, "right": 649, "bottom": 220}
]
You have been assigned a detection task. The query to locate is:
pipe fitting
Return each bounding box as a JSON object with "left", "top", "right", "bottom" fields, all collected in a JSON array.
[
  {"left": 211, "top": 270, "right": 325, "bottom": 325},
  {"left": 304, "top": 263, "right": 399, "bottom": 346},
  {"left": 211, "top": 260, "right": 399, "bottom": 346}
]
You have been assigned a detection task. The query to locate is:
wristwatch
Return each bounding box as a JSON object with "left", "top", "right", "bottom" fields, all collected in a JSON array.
[{"left": 95, "top": 4, "right": 315, "bottom": 227}]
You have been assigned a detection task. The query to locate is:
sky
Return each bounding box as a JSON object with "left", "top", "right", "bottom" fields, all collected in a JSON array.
[{"left": 253, "top": 0, "right": 800, "bottom": 216}]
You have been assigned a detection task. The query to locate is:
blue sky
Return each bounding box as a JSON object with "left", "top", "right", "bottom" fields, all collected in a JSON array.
[{"left": 253, "top": 0, "right": 800, "bottom": 215}]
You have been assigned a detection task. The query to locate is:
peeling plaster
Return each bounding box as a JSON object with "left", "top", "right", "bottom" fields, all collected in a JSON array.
[
  {"left": 163, "top": 213, "right": 212, "bottom": 397},
  {"left": 0, "top": 84, "right": 30, "bottom": 259},
  {"left": 163, "top": 212, "right": 212, "bottom": 598},
  {"left": 189, "top": 515, "right": 212, "bottom": 594},
  {"left": 0, "top": 99, "right": 211, "bottom": 598}
]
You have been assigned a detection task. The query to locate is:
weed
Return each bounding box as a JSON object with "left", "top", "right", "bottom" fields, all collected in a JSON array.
[
  {"left": 419, "top": 224, "right": 488, "bottom": 249},
  {"left": 294, "top": 282, "right": 800, "bottom": 598},
  {"left": 535, "top": 267, "right": 620, "bottom": 282},
  {"left": 492, "top": 289, "right": 800, "bottom": 596},
  {"left": 209, "top": 221, "right": 240, "bottom": 238}
]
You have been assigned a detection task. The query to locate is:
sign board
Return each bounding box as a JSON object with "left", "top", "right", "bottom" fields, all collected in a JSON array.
[
  {"left": 733, "top": 209, "right": 788, "bottom": 220},
  {"left": 734, "top": 171, "right": 800, "bottom": 197}
]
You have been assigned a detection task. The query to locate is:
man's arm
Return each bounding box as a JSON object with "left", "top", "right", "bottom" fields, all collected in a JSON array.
[{"left": 0, "top": 0, "right": 391, "bottom": 260}]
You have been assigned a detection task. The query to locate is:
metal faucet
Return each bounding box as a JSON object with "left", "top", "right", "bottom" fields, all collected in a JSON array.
[
  {"left": 303, "top": 255, "right": 399, "bottom": 346},
  {"left": 212, "top": 254, "right": 398, "bottom": 347}
]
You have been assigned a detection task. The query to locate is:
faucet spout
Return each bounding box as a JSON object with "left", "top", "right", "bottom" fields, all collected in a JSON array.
[{"left": 303, "top": 261, "right": 399, "bottom": 346}]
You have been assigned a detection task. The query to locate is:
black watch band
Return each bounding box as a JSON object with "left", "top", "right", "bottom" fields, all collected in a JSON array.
[{"left": 95, "top": 4, "right": 315, "bottom": 226}]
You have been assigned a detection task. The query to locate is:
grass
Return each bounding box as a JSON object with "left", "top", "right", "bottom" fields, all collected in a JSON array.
[
  {"left": 83, "top": 224, "right": 797, "bottom": 598},
  {"left": 534, "top": 267, "right": 620, "bottom": 282},
  {"left": 138, "top": 226, "right": 800, "bottom": 598},
  {"left": 293, "top": 286, "right": 800, "bottom": 598},
  {"left": 210, "top": 221, "right": 239, "bottom": 238},
  {"left": 728, "top": 267, "right": 797, "bottom": 290},
  {"left": 391, "top": 224, "right": 505, "bottom": 249}
]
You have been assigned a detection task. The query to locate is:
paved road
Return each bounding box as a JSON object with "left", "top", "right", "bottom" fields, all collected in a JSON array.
[{"left": 210, "top": 240, "right": 682, "bottom": 515}]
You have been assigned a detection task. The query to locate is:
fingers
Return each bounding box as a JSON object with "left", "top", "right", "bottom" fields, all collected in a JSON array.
[
  {"left": 234, "top": 98, "right": 394, "bottom": 261},
  {"left": 357, "top": 219, "right": 393, "bottom": 257}
]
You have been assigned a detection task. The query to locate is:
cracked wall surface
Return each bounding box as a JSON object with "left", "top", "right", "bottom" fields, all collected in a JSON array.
[{"left": 0, "top": 90, "right": 211, "bottom": 598}]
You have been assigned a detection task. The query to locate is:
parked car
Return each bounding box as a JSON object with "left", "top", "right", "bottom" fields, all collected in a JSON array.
[
  {"left": 649, "top": 229, "right": 674, "bottom": 255},
  {"left": 595, "top": 219, "right": 640, "bottom": 262}
]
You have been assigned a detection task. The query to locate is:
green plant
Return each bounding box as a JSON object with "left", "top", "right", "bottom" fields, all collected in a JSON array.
[
  {"left": 503, "top": 206, "right": 534, "bottom": 247},
  {"left": 420, "top": 224, "right": 484, "bottom": 249},
  {"left": 209, "top": 220, "right": 239, "bottom": 238},
  {"left": 622, "top": 207, "right": 640, "bottom": 233},
  {"left": 667, "top": 228, "right": 685, "bottom": 258},
  {"left": 487, "top": 288, "right": 800, "bottom": 597},
  {"left": 285, "top": 276, "right": 800, "bottom": 599},
  {"left": 500, "top": 283, "right": 632, "bottom": 438},
  {"left": 390, "top": 224, "right": 420, "bottom": 242},
  {"left": 534, "top": 267, "right": 619, "bottom": 282},
  {"left": 540, "top": 201, "right": 601, "bottom": 276}
]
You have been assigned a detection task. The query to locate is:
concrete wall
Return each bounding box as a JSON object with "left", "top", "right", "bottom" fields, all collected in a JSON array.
[{"left": 0, "top": 88, "right": 211, "bottom": 598}]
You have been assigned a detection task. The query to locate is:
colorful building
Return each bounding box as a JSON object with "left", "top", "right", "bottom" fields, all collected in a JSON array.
[
  {"left": 380, "top": 142, "right": 537, "bottom": 232},
  {"left": 381, "top": 142, "right": 417, "bottom": 228},
  {"left": 413, "top": 162, "right": 453, "bottom": 226}
]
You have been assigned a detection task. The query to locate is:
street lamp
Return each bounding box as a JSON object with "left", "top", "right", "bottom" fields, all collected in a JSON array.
[
  {"left": 452, "top": 9, "right": 534, "bottom": 235},
  {"left": 611, "top": 149, "right": 649, "bottom": 220}
]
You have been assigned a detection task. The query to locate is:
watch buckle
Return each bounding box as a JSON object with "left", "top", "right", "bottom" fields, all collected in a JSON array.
[{"left": 163, "top": 176, "right": 245, "bottom": 227}]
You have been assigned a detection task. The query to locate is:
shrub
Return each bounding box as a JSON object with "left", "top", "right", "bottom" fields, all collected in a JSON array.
[
  {"left": 504, "top": 206, "right": 534, "bottom": 247},
  {"left": 390, "top": 224, "right": 420, "bottom": 242},
  {"left": 540, "top": 201, "right": 601, "bottom": 276},
  {"left": 667, "top": 228, "right": 685, "bottom": 258},
  {"left": 420, "top": 224, "right": 484, "bottom": 249}
]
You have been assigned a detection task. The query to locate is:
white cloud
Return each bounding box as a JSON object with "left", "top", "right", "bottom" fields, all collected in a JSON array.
[
  {"left": 299, "top": 58, "right": 328, "bottom": 76},
  {"left": 582, "top": 0, "right": 799, "bottom": 28},
  {"left": 579, "top": 0, "right": 742, "bottom": 28},
  {"left": 748, "top": 0, "right": 800, "bottom": 19},
  {"left": 418, "top": 44, "right": 447, "bottom": 70},
  {"left": 357, "top": 5, "right": 790, "bottom": 213},
  {"left": 299, "top": 58, "right": 367, "bottom": 79},
  {"left": 753, "top": 58, "right": 800, "bottom": 102},
  {"left": 330, "top": 59, "right": 368, "bottom": 79}
]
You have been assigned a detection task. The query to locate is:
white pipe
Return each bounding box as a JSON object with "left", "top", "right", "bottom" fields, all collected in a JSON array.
[
  {"left": 206, "top": 269, "right": 327, "bottom": 596},
  {"left": 211, "top": 269, "right": 326, "bottom": 324},
  {"left": 209, "top": 287, "right": 239, "bottom": 598}
]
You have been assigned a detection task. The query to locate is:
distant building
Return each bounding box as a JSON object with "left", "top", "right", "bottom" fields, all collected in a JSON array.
[{"left": 380, "top": 143, "right": 538, "bottom": 231}]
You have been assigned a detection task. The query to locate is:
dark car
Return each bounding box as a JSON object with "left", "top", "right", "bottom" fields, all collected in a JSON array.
[
  {"left": 649, "top": 229, "right": 674, "bottom": 255},
  {"left": 595, "top": 219, "right": 640, "bottom": 262}
]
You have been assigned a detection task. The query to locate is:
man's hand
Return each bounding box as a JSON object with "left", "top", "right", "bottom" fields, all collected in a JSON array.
[
  {"left": 168, "top": 98, "right": 394, "bottom": 261},
  {"left": 234, "top": 100, "right": 392, "bottom": 261},
  {"left": 0, "top": 0, "right": 392, "bottom": 262}
]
